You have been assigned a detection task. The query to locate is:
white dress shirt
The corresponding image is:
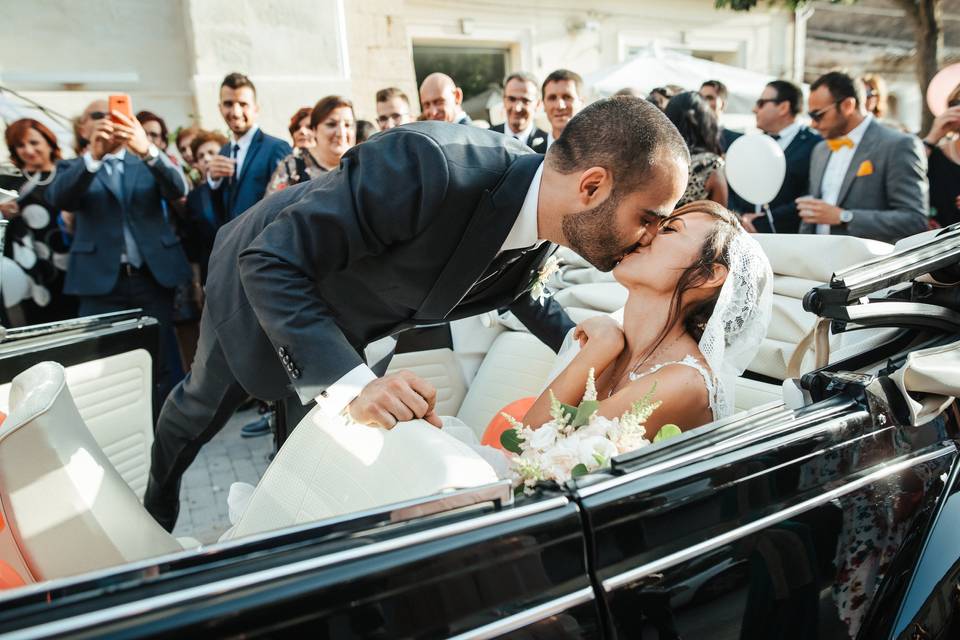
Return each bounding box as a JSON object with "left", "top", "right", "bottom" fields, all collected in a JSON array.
[
  {"left": 208, "top": 124, "right": 260, "bottom": 190},
  {"left": 546, "top": 132, "right": 556, "bottom": 150},
  {"left": 772, "top": 122, "right": 800, "bottom": 151},
  {"left": 504, "top": 120, "right": 534, "bottom": 144},
  {"left": 316, "top": 163, "right": 546, "bottom": 417},
  {"left": 817, "top": 114, "right": 873, "bottom": 235}
]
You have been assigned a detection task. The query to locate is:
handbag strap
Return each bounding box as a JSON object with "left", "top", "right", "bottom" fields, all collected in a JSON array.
[{"left": 786, "top": 317, "right": 831, "bottom": 379}]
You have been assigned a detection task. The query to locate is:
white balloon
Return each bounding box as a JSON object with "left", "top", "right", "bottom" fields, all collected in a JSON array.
[
  {"left": 1, "top": 258, "right": 30, "bottom": 307},
  {"left": 20, "top": 204, "right": 50, "bottom": 230},
  {"left": 724, "top": 134, "right": 787, "bottom": 206}
]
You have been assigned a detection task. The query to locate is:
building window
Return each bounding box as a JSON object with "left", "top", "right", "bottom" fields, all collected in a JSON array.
[{"left": 412, "top": 44, "right": 508, "bottom": 119}]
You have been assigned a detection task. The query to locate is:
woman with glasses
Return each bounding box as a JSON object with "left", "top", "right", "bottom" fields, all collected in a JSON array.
[
  {"left": 0, "top": 119, "right": 78, "bottom": 324},
  {"left": 664, "top": 91, "right": 728, "bottom": 208},
  {"left": 922, "top": 83, "right": 960, "bottom": 228}
]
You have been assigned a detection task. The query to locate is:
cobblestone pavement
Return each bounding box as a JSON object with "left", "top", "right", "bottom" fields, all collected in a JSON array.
[{"left": 172, "top": 407, "right": 273, "bottom": 545}]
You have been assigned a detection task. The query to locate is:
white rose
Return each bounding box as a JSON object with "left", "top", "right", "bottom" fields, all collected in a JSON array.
[
  {"left": 578, "top": 436, "right": 619, "bottom": 470},
  {"left": 579, "top": 416, "right": 617, "bottom": 439},
  {"left": 528, "top": 424, "right": 559, "bottom": 450},
  {"left": 540, "top": 443, "right": 578, "bottom": 481}
]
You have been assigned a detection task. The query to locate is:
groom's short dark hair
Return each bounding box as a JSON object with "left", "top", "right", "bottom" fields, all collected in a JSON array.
[{"left": 547, "top": 96, "right": 689, "bottom": 193}]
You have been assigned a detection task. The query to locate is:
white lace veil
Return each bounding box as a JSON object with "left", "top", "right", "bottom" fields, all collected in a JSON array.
[{"left": 698, "top": 228, "right": 774, "bottom": 418}]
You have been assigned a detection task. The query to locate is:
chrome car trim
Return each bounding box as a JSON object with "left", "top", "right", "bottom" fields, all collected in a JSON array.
[
  {"left": 448, "top": 586, "right": 595, "bottom": 640},
  {"left": 601, "top": 443, "right": 955, "bottom": 592},
  {"left": 6, "top": 497, "right": 569, "bottom": 639},
  {"left": 579, "top": 406, "right": 864, "bottom": 497},
  {"left": 0, "top": 310, "right": 147, "bottom": 344}
]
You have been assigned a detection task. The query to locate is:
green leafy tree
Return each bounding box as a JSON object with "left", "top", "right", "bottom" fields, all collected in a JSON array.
[{"left": 716, "top": 0, "right": 943, "bottom": 132}]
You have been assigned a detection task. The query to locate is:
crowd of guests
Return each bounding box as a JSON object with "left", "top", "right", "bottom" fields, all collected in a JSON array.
[{"left": 1, "top": 66, "right": 959, "bottom": 426}]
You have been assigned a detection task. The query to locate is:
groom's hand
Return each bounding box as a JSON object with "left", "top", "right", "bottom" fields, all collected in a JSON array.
[{"left": 348, "top": 371, "right": 442, "bottom": 429}]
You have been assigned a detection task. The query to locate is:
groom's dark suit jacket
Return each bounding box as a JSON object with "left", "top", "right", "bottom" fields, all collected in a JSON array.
[{"left": 205, "top": 122, "right": 575, "bottom": 403}]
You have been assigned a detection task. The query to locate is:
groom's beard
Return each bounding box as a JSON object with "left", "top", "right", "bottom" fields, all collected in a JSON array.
[{"left": 561, "top": 192, "right": 630, "bottom": 272}]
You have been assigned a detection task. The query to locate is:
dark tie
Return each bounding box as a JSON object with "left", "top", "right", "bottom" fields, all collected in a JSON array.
[
  {"left": 470, "top": 247, "right": 532, "bottom": 293},
  {"left": 105, "top": 158, "right": 143, "bottom": 268}
]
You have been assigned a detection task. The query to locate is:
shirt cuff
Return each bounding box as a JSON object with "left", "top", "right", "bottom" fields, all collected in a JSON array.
[
  {"left": 314, "top": 364, "right": 378, "bottom": 417},
  {"left": 83, "top": 151, "right": 102, "bottom": 174},
  {"left": 208, "top": 175, "right": 223, "bottom": 190}
]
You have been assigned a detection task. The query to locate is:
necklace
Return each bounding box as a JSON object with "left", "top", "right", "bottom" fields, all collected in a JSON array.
[
  {"left": 606, "top": 332, "right": 686, "bottom": 398},
  {"left": 22, "top": 167, "right": 55, "bottom": 187}
]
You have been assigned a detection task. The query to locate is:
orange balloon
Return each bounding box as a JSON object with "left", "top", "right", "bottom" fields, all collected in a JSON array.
[
  {"left": 927, "top": 63, "right": 960, "bottom": 116},
  {"left": 481, "top": 397, "right": 536, "bottom": 450}
]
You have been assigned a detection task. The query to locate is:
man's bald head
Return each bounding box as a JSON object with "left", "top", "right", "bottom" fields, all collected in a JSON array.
[
  {"left": 419, "top": 72, "right": 464, "bottom": 123},
  {"left": 79, "top": 99, "right": 109, "bottom": 142}
]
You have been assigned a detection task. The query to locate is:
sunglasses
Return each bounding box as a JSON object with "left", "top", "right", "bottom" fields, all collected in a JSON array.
[
  {"left": 88, "top": 111, "right": 107, "bottom": 121},
  {"left": 949, "top": 99, "right": 960, "bottom": 108},
  {"left": 807, "top": 100, "right": 842, "bottom": 123},
  {"left": 755, "top": 98, "right": 783, "bottom": 108}
]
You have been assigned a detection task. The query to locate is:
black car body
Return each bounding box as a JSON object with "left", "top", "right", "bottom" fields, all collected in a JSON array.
[{"left": 2, "top": 227, "right": 960, "bottom": 639}]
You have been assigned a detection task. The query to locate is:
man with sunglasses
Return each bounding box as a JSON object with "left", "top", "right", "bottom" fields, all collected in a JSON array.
[
  {"left": 732, "top": 80, "right": 821, "bottom": 233},
  {"left": 797, "top": 71, "right": 928, "bottom": 243}
]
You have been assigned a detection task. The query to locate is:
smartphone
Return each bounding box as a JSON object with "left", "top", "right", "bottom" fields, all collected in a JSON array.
[{"left": 108, "top": 94, "right": 133, "bottom": 124}]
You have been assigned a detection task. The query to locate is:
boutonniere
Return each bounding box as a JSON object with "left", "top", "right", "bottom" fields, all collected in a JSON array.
[
  {"left": 532, "top": 137, "right": 545, "bottom": 148},
  {"left": 530, "top": 255, "right": 560, "bottom": 302},
  {"left": 856, "top": 160, "right": 874, "bottom": 177}
]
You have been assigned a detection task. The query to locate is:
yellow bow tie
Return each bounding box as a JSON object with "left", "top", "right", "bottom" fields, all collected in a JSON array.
[{"left": 826, "top": 137, "right": 854, "bottom": 152}]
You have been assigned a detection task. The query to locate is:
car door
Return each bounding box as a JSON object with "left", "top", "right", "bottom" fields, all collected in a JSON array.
[
  {"left": 0, "top": 483, "right": 603, "bottom": 639},
  {"left": 574, "top": 391, "right": 958, "bottom": 640},
  {"left": 0, "top": 311, "right": 159, "bottom": 498}
]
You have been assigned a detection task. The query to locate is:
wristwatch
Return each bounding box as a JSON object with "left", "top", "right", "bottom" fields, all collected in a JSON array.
[
  {"left": 839, "top": 209, "right": 854, "bottom": 224},
  {"left": 140, "top": 144, "right": 160, "bottom": 162}
]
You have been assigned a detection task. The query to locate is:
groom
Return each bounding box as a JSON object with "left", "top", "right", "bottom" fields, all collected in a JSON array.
[{"left": 145, "top": 96, "right": 690, "bottom": 530}]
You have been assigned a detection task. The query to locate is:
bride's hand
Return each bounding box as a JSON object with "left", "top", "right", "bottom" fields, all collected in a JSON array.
[{"left": 574, "top": 316, "right": 625, "bottom": 360}]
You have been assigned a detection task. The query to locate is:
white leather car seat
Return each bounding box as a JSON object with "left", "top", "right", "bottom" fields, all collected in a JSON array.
[
  {"left": 221, "top": 410, "right": 498, "bottom": 540},
  {"left": 0, "top": 362, "right": 186, "bottom": 582}
]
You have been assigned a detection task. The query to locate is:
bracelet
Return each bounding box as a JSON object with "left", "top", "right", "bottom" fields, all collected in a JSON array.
[{"left": 922, "top": 139, "right": 938, "bottom": 150}]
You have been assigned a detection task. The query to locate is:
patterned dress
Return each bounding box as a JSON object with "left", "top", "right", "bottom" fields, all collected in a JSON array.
[
  {"left": 266, "top": 148, "right": 328, "bottom": 195},
  {"left": 677, "top": 151, "right": 724, "bottom": 207}
]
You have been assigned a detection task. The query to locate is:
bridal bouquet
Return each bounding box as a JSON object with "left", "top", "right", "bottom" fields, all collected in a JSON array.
[{"left": 500, "top": 369, "right": 681, "bottom": 494}]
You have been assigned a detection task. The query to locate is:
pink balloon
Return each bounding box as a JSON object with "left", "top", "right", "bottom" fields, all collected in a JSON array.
[{"left": 927, "top": 63, "right": 960, "bottom": 116}]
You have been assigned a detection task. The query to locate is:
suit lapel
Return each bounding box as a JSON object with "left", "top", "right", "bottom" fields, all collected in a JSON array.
[
  {"left": 809, "top": 143, "right": 829, "bottom": 198},
  {"left": 836, "top": 120, "right": 877, "bottom": 206},
  {"left": 415, "top": 153, "right": 544, "bottom": 321},
  {"left": 237, "top": 129, "right": 264, "bottom": 186}
]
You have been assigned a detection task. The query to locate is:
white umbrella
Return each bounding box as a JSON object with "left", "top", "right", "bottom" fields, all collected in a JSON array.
[{"left": 585, "top": 44, "right": 779, "bottom": 115}]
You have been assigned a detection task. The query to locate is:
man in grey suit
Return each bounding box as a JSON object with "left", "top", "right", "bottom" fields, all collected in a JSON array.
[
  {"left": 144, "top": 97, "right": 690, "bottom": 531},
  {"left": 797, "top": 71, "right": 928, "bottom": 243}
]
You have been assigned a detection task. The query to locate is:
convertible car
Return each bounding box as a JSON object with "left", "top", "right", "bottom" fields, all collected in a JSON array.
[{"left": 0, "top": 227, "right": 959, "bottom": 639}]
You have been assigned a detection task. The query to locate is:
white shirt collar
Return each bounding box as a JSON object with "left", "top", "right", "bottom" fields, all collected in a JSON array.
[
  {"left": 506, "top": 120, "right": 534, "bottom": 142},
  {"left": 500, "top": 162, "right": 544, "bottom": 252},
  {"left": 845, "top": 113, "right": 873, "bottom": 147},
  {"left": 232, "top": 124, "right": 259, "bottom": 149},
  {"left": 546, "top": 132, "right": 556, "bottom": 149},
  {"left": 104, "top": 148, "right": 126, "bottom": 161},
  {"left": 772, "top": 121, "right": 800, "bottom": 149}
]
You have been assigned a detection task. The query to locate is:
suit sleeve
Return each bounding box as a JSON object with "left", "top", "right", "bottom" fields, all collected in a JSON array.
[
  {"left": 755, "top": 200, "right": 801, "bottom": 234},
  {"left": 44, "top": 158, "right": 96, "bottom": 212},
  {"left": 145, "top": 152, "right": 190, "bottom": 202},
  {"left": 237, "top": 130, "right": 451, "bottom": 404},
  {"left": 507, "top": 294, "right": 576, "bottom": 353},
  {"left": 270, "top": 139, "right": 293, "bottom": 172},
  {"left": 846, "top": 135, "right": 929, "bottom": 243}
]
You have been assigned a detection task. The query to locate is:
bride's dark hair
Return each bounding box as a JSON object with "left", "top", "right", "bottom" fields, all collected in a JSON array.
[{"left": 642, "top": 200, "right": 740, "bottom": 361}]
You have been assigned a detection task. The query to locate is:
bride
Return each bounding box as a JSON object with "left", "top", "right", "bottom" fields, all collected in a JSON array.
[{"left": 519, "top": 199, "right": 772, "bottom": 438}]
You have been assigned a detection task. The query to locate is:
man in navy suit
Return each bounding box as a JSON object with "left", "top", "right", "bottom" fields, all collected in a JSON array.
[
  {"left": 46, "top": 101, "right": 192, "bottom": 402},
  {"left": 731, "top": 80, "right": 823, "bottom": 233},
  {"left": 206, "top": 72, "right": 291, "bottom": 221},
  {"left": 491, "top": 72, "right": 549, "bottom": 153}
]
